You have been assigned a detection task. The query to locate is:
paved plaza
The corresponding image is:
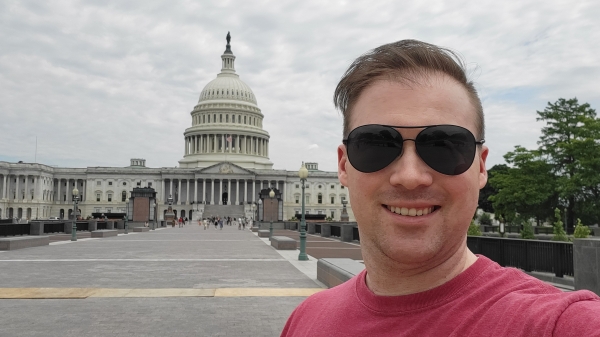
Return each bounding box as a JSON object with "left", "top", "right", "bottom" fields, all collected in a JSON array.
[{"left": 0, "top": 224, "right": 361, "bottom": 336}]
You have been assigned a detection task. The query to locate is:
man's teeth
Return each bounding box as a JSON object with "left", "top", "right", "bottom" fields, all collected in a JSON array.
[{"left": 386, "top": 205, "right": 434, "bottom": 217}]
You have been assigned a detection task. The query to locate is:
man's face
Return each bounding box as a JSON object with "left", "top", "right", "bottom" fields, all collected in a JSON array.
[{"left": 338, "top": 75, "right": 488, "bottom": 267}]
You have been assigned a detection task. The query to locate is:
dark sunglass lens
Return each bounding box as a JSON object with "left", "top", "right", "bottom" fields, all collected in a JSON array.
[
  {"left": 416, "top": 125, "right": 477, "bottom": 175},
  {"left": 346, "top": 125, "right": 402, "bottom": 173}
]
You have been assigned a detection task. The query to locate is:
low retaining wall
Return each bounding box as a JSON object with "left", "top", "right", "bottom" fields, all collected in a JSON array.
[
  {"left": 574, "top": 239, "right": 600, "bottom": 296},
  {"left": 0, "top": 236, "right": 50, "bottom": 251},
  {"left": 317, "top": 258, "right": 365, "bottom": 288}
]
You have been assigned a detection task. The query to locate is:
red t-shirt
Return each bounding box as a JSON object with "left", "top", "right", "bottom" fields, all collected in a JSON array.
[{"left": 281, "top": 256, "right": 600, "bottom": 336}]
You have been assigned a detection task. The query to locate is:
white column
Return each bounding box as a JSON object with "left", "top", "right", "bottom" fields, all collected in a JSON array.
[
  {"left": 169, "top": 179, "right": 173, "bottom": 199},
  {"left": 56, "top": 178, "right": 60, "bottom": 203},
  {"left": 236, "top": 180, "right": 240, "bottom": 204},
  {"left": 2, "top": 175, "right": 6, "bottom": 199},
  {"left": 161, "top": 179, "right": 165, "bottom": 202},
  {"left": 252, "top": 180, "right": 255, "bottom": 203},
  {"left": 219, "top": 179, "right": 223, "bottom": 205},
  {"left": 187, "top": 180, "right": 191, "bottom": 204},
  {"left": 194, "top": 179, "right": 198, "bottom": 202},
  {"left": 203, "top": 179, "right": 206, "bottom": 203},
  {"left": 244, "top": 180, "right": 248, "bottom": 204},
  {"left": 211, "top": 179, "right": 214, "bottom": 204},
  {"left": 221, "top": 134, "right": 225, "bottom": 153},
  {"left": 227, "top": 180, "right": 231, "bottom": 205},
  {"left": 24, "top": 175, "right": 29, "bottom": 201},
  {"left": 178, "top": 179, "right": 182, "bottom": 203}
]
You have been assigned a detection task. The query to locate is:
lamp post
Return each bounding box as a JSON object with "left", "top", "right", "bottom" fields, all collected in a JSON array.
[
  {"left": 251, "top": 203, "right": 256, "bottom": 228},
  {"left": 258, "top": 199, "right": 262, "bottom": 229},
  {"left": 269, "top": 188, "right": 275, "bottom": 240},
  {"left": 71, "top": 187, "right": 79, "bottom": 241},
  {"left": 151, "top": 201, "right": 156, "bottom": 230},
  {"left": 499, "top": 221, "right": 505, "bottom": 237},
  {"left": 124, "top": 197, "right": 129, "bottom": 234},
  {"left": 298, "top": 162, "right": 309, "bottom": 261},
  {"left": 167, "top": 195, "right": 173, "bottom": 227}
]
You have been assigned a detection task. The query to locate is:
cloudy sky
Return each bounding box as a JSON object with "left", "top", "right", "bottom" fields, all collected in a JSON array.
[{"left": 1, "top": 0, "right": 599, "bottom": 173}]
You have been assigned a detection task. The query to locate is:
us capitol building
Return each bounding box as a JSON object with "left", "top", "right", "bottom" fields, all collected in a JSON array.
[{"left": 0, "top": 34, "right": 354, "bottom": 223}]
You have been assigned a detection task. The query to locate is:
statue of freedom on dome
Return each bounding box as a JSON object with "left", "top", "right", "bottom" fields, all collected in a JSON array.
[{"left": 226, "top": 32, "right": 231, "bottom": 45}]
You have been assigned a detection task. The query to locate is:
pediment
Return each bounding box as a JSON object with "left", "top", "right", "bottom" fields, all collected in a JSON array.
[{"left": 199, "top": 162, "right": 255, "bottom": 175}]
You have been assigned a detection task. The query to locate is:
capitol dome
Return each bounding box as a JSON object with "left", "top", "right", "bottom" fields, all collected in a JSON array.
[
  {"left": 179, "top": 33, "right": 273, "bottom": 170},
  {"left": 198, "top": 75, "right": 257, "bottom": 105}
]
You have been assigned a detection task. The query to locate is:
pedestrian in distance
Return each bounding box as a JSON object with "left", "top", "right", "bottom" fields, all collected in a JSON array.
[{"left": 281, "top": 39, "right": 600, "bottom": 337}]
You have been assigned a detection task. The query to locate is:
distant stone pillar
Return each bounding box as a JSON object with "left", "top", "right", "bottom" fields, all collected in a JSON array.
[
  {"left": 219, "top": 180, "right": 223, "bottom": 205},
  {"left": 236, "top": 180, "right": 240, "bottom": 205},
  {"left": 211, "top": 180, "right": 215, "bottom": 205}
]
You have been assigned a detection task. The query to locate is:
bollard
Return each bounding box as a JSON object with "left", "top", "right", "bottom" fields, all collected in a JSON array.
[{"left": 71, "top": 221, "right": 77, "bottom": 241}]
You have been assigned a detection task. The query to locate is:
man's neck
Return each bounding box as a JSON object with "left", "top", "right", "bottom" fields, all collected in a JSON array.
[{"left": 364, "top": 247, "right": 478, "bottom": 296}]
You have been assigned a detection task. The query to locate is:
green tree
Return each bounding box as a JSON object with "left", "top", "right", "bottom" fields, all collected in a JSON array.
[
  {"left": 478, "top": 164, "right": 508, "bottom": 214},
  {"left": 519, "top": 217, "right": 536, "bottom": 240},
  {"left": 479, "top": 212, "right": 492, "bottom": 226},
  {"left": 467, "top": 220, "right": 482, "bottom": 236},
  {"left": 488, "top": 146, "right": 557, "bottom": 224},
  {"left": 537, "top": 98, "right": 600, "bottom": 230},
  {"left": 552, "top": 208, "right": 569, "bottom": 242},
  {"left": 573, "top": 218, "right": 591, "bottom": 239}
]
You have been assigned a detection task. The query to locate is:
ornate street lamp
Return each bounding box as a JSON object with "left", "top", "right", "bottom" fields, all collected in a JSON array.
[
  {"left": 269, "top": 188, "right": 275, "bottom": 240},
  {"left": 251, "top": 202, "right": 256, "bottom": 228},
  {"left": 151, "top": 201, "right": 156, "bottom": 230},
  {"left": 124, "top": 197, "right": 129, "bottom": 234},
  {"left": 258, "top": 199, "right": 263, "bottom": 227},
  {"left": 71, "top": 187, "right": 79, "bottom": 241},
  {"left": 298, "top": 162, "right": 309, "bottom": 261}
]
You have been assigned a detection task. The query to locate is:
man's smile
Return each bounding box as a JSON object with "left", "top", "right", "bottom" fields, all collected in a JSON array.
[{"left": 384, "top": 205, "right": 439, "bottom": 217}]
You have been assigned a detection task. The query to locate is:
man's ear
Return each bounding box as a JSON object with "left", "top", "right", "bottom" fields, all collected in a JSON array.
[
  {"left": 338, "top": 144, "right": 349, "bottom": 186},
  {"left": 478, "top": 145, "right": 489, "bottom": 189}
]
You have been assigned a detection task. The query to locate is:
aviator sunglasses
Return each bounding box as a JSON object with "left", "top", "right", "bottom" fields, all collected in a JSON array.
[{"left": 343, "top": 124, "right": 485, "bottom": 175}]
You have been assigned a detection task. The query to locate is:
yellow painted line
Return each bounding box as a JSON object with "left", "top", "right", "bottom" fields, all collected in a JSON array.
[
  {"left": 0, "top": 288, "right": 96, "bottom": 299},
  {"left": 214, "top": 288, "right": 324, "bottom": 297},
  {"left": 0, "top": 287, "right": 322, "bottom": 299},
  {"left": 107, "top": 288, "right": 216, "bottom": 298}
]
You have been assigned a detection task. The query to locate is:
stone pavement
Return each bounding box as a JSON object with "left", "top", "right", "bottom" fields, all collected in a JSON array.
[{"left": 0, "top": 224, "right": 326, "bottom": 337}]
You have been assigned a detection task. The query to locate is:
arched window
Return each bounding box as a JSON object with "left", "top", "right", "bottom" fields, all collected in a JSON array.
[
  {"left": 318, "top": 193, "right": 323, "bottom": 204},
  {"left": 121, "top": 191, "right": 126, "bottom": 202}
]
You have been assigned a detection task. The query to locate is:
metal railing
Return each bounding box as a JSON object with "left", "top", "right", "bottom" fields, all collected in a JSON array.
[
  {"left": 331, "top": 225, "right": 341, "bottom": 237},
  {"left": 315, "top": 224, "right": 321, "bottom": 234},
  {"left": 467, "top": 236, "right": 573, "bottom": 277},
  {"left": 43, "top": 221, "right": 65, "bottom": 234},
  {"left": 75, "top": 222, "right": 89, "bottom": 231},
  {"left": 97, "top": 222, "right": 107, "bottom": 230},
  {"left": 352, "top": 227, "right": 360, "bottom": 242},
  {"left": 0, "top": 224, "right": 31, "bottom": 236}
]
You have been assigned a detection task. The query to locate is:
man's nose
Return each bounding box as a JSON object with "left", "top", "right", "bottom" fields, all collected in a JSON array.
[{"left": 388, "top": 140, "right": 433, "bottom": 190}]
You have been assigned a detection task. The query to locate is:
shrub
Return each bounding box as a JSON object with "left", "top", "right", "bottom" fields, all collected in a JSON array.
[
  {"left": 573, "top": 218, "right": 591, "bottom": 239},
  {"left": 325, "top": 216, "right": 333, "bottom": 221},
  {"left": 520, "top": 218, "right": 535, "bottom": 240},
  {"left": 552, "top": 208, "right": 569, "bottom": 242},
  {"left": 479, "top": 212, "right": 493, "bottom": 226},
  {"left": 467, "top": 220, "right": 482, "bottom": 236}
]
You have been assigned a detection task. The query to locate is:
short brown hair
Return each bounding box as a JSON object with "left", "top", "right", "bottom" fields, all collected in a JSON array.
[{"left": 334, "top": 39, "right": 484, "bottom": 140}]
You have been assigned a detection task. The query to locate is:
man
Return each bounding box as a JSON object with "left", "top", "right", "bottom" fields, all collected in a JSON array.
[{"left": 281, "top": 40, "right": 600, "bottom": 336}]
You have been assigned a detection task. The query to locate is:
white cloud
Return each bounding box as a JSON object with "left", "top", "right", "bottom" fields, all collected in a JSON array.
[{"left": 1, "top": 0, "right": 599, "bottom": 173}]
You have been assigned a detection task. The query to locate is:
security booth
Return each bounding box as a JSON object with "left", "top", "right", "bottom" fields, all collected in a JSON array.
[{"left": 128, "top": 187, "right": 158, "bottom": 223}]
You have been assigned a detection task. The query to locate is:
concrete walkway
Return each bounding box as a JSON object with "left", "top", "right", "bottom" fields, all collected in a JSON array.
[{"left": 0, "top": 224, "right": 323, "bottom": 336}]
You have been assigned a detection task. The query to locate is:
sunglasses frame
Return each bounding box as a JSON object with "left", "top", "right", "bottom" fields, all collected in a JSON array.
[{"left": 342, "top": 124, "right": 485, "bottom": 175}]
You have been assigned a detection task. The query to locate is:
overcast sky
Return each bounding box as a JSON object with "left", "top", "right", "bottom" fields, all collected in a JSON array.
[{"left": 1, "top": 0, "right": 599, "bottom": 173}]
